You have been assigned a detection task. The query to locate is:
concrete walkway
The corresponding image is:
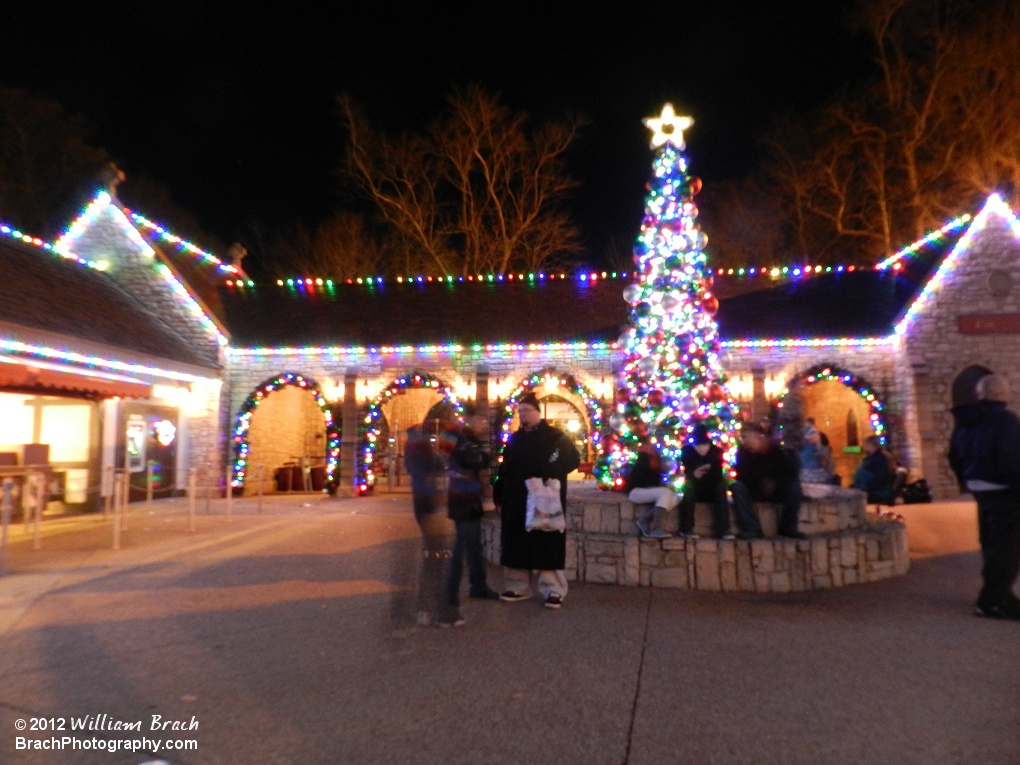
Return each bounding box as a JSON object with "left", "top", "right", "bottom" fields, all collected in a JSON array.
[{"left": 0, "top": 494, "right": 1016, "bottom": 765}]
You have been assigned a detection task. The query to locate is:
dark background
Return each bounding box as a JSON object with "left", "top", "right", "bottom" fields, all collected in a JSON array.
[{"left": 1, "top": 2, "right": 867, "bottom": 263}]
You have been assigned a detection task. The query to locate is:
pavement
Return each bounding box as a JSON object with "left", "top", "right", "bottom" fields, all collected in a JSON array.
[{"left": 0, "top": 493, "right": 1017, "bottom": 765}]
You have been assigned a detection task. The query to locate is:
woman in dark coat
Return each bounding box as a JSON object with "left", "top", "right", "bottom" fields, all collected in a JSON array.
[{"left": 493, "top": 392, "right": 580, "bottom": 608}]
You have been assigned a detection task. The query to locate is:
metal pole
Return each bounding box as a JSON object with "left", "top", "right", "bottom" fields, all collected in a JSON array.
[
  {"left": 112, "top": 471, "right": 122, "bottom": 550},
  {"left": 0, "top": 479, "right": 13, "bottom": 573},
  {"left": 146, "top": 460, "right": 154, "bottom": 511},
  {"left": 188, "top": 468, "right": 197, "bottom": 532},
  {"left": 256, "top": 463, "right": 264, "bottom": 514},
  {"left": 33, "top": 469, "right": 45, "bottom": 551},
  {"left": 225, "top": 463, "right": 233, "bottom": 522},
  {"left": 120, "top": 469, "right": 130, "bottom": 532},
  {"left": 104, "top": 466, "right": 114, "bottom": 516}
]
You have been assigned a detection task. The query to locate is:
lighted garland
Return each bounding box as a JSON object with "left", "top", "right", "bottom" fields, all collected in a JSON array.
[
  {"left": 776, "top": 364, "right": 887, "bottom": 444},
  {"left": 128, "top": 210, "right": 238, "bottom": 275},
  {"left": 496, "top": 370, "right": 604, "bottom": 466},
  {"left": 358, "top": 371, "right": 465, "bottom": 493},
  {"left": 232, "top": 373, "right": 340, "bottom": 491}
]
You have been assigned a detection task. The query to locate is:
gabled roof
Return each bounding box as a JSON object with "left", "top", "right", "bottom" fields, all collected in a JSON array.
[{"left": 0, "top": 233, "right": 220, "bottom": 370}]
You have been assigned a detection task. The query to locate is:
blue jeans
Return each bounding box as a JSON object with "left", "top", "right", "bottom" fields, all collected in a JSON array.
[{"left": 444, "top": 519, "right": 490, "bottom": 606}]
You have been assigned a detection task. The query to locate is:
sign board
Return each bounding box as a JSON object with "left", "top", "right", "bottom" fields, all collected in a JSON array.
[{"left": 957, "top": 314, "right": 1020, "bottom": 335}]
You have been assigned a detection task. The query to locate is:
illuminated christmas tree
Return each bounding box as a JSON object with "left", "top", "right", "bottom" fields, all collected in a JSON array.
[{"left": 597, "top": 104, "right": 740, "bottom": 490}]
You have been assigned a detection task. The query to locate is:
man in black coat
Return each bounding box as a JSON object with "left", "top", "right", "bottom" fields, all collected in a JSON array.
[
  {"left": 679, "top": 425, "right": 733, "bottom": 540},
  {"left": 492, "top": 392, "right": 580, "bottom": 609},
  {"left": 949, "top": 374, "right": 1020, "bottom": 620},
  {"left": 730, "top": 423, "right": 806, "bottom": 540}
]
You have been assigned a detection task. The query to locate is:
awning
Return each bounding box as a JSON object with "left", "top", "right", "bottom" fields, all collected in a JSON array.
[{"left": 0, "top": 356, "right": 152, "bottom": 399}]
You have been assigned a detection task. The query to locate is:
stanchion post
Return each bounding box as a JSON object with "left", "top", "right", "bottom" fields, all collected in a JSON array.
[
  {"left": 256, "top": 463, "right": 264, "bottom": 514},
  {"left": 146, "top": 460, "right": 154, "bottom": 511},
  {"left": 120, "top": 470, "right": 130, "bottom": 532},
  {"left": 188, "top": 468, "right": 197, "bottom": 532},
  {"left": 104, "top": 466, "right": 114, "bottom": 517},
  {"left": 0, "top": 479, "right": 13, "bottom": 574},
  {"left": 112, "top": 470, "right": 122, "bottom": 550},
  {"left": 33, "top": 469, "right": 45, "bottom": 551},
  {"left": 225, "top": 464, "right": 233, "bottom": 522}
]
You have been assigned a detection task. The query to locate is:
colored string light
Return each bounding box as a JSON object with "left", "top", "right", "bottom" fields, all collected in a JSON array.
[
  {"left": 776, "top": 364, "right": 887, "bottom": 444},
  {"left": 357, "top": 372, "right": 465, "bottom": 493},
  {"left": 895, "top": 194, "right": 1020, "bottom": 336},
  {"left": 875, "top": 214, "right": 972, "bottom": 271},
  {"left": 128, "top": 210, "right": 238, "bottom": 275},
  {"left": 231, "top": 372, "right": 339, "bottom": 490}
]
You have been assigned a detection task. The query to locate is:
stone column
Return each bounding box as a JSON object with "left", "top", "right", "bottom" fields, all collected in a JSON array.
[
  {"left": 338, "top": 368, "right": 360, "bottom": 497},
  {"left": 475, "top": 363, "right": 492, "bottom": 498},
  {"left": 751, "top": 367, "right": 768, "bottom": 422}
]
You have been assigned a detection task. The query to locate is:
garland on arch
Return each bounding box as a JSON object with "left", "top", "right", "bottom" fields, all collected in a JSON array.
[
  {"left": 358, "top": 371, "right": 465, "bottom": 493},
  {"left": 777, "top": 363, "right": 888, "bottom": 444},
  {"left": 497, "top": 369, "right": 604, "bottom": 465},
  {"left": 232, "top": 372, "right": 339, "bottom": 491}
]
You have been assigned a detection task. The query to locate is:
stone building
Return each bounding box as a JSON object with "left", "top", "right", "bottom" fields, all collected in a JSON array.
[{"left": 3, "top": 187, "right": 1018, "bottom": 510}]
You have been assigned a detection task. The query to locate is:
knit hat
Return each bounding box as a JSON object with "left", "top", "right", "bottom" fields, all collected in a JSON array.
[{"left": 691, "top": 424, "right": 711, "bottom": 444}]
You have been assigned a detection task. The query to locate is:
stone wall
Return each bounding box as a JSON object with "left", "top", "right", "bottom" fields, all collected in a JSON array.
[{"left": 483, "top": 485, "right": 908, "bottom": 593}]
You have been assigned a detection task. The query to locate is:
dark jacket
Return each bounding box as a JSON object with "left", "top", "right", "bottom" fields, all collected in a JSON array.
[
  {"left": 852, "top": 450, "right": 895, "bottom": 503},
  {"left": 447, "top": 430, "right": 489, "bottom": 522},
  {"left": 734, "top": 443, "right": 800, "bottom": 498},
  {"left": 493, "top": 420, "right": 580, "bottom": 570},
  {"left": 623, "top": 451, "right": 664, "bottom": 492},
  {"left": 404, "top": 425, "right": 445, "bottom": 500},
  {"left": 680, "top": 442, "right": 724, "bottom": 499},
  {"left": 949, "top": 400, "right": 1020, "bottom": 491}
]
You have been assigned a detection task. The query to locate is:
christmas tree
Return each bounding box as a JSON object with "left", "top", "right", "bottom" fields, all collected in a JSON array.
[{"left": 597, "top": 104, "right": 740, "bottom": 490}]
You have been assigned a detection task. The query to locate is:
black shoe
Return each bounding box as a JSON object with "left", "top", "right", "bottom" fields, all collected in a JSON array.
[
  {"left": 714, "top": 533, "right": 736, "bottom": 541},
  {"left": 975, "top": 602, "right": 1020, "bottom": 620},
  {"left": 736, "top": 531, "right": 763, "bottom": 540},
  {"left": 779, "top": 530, "right": 808, "bottom": 540},
  {"left": 470, "top": 588, "right": 501, "bottom": 600}
]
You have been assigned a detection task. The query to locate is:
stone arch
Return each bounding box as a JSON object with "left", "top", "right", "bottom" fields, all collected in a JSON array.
[
  {"left": 358, "top": 371, "right": 464, "bottom": 493},
  {"left": 497, "top": 369, "right": 604, "bottom": 466},
  {"left": 231, "top": 372, "right": 340, "bottom": 494},
  {"left": 777, "top": 363, "right": 888, "bottom": 483}
]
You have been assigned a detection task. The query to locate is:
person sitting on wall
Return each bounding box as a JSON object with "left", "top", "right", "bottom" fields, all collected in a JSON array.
[
  {"left": 852, "top": 435, "right": 897, "bottom": 504},
  {"left": 800, "top": 424, "right": 837, "bottom": 485},
  {"left": 624, "top": 439, "right": 678, "bottom": 540},
  {"left": 730, "top": 422, "right": 807, "bottom": 540},
  {"left": 679, "top": 425, "right": 733, "bottom": 540}
]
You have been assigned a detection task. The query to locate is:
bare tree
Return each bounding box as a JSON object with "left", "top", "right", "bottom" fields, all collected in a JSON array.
[
  {"left": 754, "top": 0, "right": 1020, "bottom": 264},
  {"left": 340, "top": 86, "right": 584, "bottom": 276}
]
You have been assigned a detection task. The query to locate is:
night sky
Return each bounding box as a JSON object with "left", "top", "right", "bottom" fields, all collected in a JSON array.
[{"left": 3, "top": 2, "right": 867, "bottom": 264}]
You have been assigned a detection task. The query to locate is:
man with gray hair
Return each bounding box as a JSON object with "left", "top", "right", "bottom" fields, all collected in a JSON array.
[{"left": 949, "top": 373, "right": 1020, "bottom": 620}]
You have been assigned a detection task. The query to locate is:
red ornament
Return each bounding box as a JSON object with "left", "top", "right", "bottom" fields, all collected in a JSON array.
[
  {"left": 689, "top": 177, "right": 703, "bottom": 196},
  {"left": 702, "top": 295, "right": 719, "bottom": 315},
  {"left": 616, "top": 387, "right": 631, "bottom": 403},
  {"left": 647, "top": 390, "right": 664, "bottom": 407}
]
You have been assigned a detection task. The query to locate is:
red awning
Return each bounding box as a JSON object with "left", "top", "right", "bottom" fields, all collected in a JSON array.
[{"left": 0, "top": 363, "right": 151, "bottom": 399}]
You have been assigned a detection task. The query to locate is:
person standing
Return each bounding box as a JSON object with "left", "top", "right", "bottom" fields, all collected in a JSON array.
[
  {"left": 493, "top": 392, "right": 580, "bottom": 609},
  {"left": 439, "top": 417, "right": 499, "bottom": 626},
  {"left": 679, "top": 425, "right": 733, "bottom": 540},
  {"left": 624, "top": 439, "right": 677, "bottom": 539},
  {"left": 403, "top": 422, "right": 451, "bottom": 627},
  {"left": 949, "top": 374, "right": 1020, "bottom": 620}
]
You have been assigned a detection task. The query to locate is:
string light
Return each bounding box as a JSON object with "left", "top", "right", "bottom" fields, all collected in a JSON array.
[
  {"left": 127, "top": 210, "right": 238, "bottom": 275},
  {"left": 496, "top": 370, "right": 604, "bottom": 465},
  {"left": 875, "top": 214, "right": 972, "bottom": 271},
  {"left": 358, "top": 372, "right": 464, "bottom": 493},
  {"left": 896, "top": 194, "right": 1020, "bottom": 336},
  {"left": 0, "top": 337, "right": 218, "bottom": 383},
  {"left": 231, "top": 373, "right": 339, "bottom": 490},
  {"left": 776, "top": 364, "right": 887, "bottom": 444}
]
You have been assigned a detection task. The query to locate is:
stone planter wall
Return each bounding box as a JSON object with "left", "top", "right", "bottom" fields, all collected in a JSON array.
[{"left": 483, "top": 484, "right": 909, "bottom": 593}]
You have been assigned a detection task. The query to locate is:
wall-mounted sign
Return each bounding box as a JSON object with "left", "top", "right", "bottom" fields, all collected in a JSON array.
[{"left": 958, "top": 314, "right": 1020, "bottom": 334}]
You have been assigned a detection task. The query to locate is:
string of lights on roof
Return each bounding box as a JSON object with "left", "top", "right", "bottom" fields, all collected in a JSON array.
[
  {"left": 0, "top": 219, "right": 105, "bottom": 270},
  {"left": 127, "top": 210, "right": 239, "bottom": 275},
  {"left": 53, "top": 191, "right": 227, "bottom": 346},
  {"left": 895, "top": 194, "right": 1020, "bottom": 336},
  {"left": 875, "top": 214, "right": 972, "bottom": 271}
]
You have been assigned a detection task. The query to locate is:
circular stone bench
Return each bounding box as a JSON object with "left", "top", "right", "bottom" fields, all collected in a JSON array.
[{"left": 482, "top": 483, "right": 908, "bottom": 593}]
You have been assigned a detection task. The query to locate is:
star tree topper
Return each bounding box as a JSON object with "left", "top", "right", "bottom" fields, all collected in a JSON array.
[{"left": 643, "top": 103, "right": 693, "bottom": 149}]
